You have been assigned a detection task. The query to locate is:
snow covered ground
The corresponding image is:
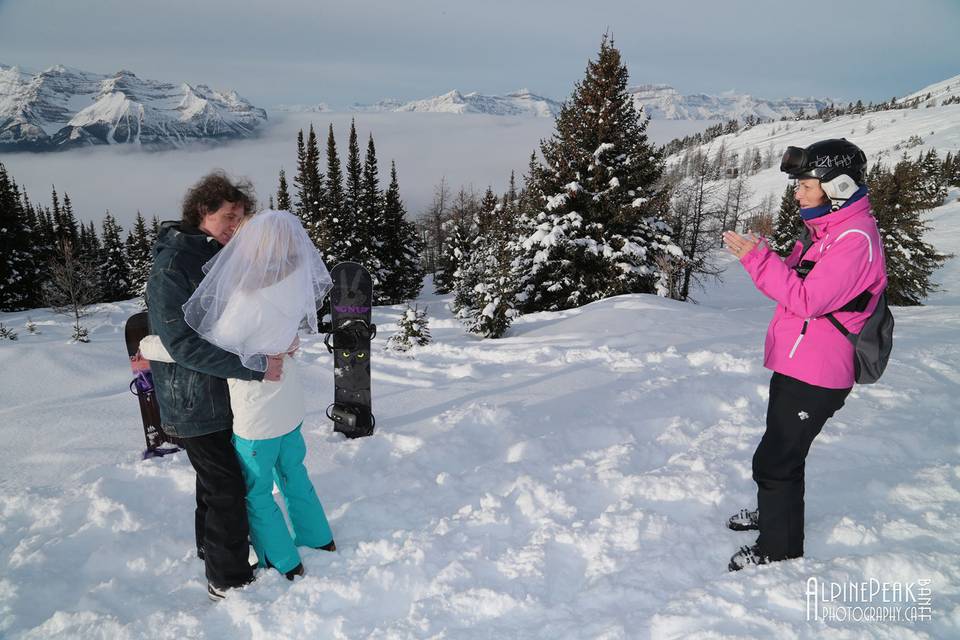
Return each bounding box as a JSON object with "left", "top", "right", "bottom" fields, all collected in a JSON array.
[{"left": 1, "top": 189, "right": 958, "bottom": 638}]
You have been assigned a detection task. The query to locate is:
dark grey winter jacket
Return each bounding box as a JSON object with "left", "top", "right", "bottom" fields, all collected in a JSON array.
[{"left": 146, "top": 222, "right": 263, "bottom": 438}]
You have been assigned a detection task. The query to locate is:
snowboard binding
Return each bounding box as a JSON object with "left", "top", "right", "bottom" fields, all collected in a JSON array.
[
  {"left": 128, "top": 349, "right": 182, "bottom": 459},
  {"left": 125, "top": 312, "right": 182, "bottom": 460}
]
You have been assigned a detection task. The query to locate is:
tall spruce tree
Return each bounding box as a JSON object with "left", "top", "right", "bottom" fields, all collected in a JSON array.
[
  {"left": 452, "top": 187, "right": 499, "bottom": 314},
  {"left": 867, "top": 160, "right": 949, "bottom": 305},
  {"left": 358, "top": 133, "right": 383, "bottom": 281},
  {"left": 0, "top": 162, "right": 35, "bottom": 310},
  {"left": 99, "top": 212, "right": 133, "bottom": 301},
  {"left": 434, "top": 188, "right": 477, "bottom": 294},
  {"left": 277, "top": 168, "right": 292, "bottom": 211},
  {"left": 324, "top": 123, "right": 346, "bottom": 264},
  {"left": 943, "top": 151, "right": 960, "bottom": 187},
  {"left": 515, "top": 35, "right": 679, "bottom": 312},
  {"left": 80, "top": 220, "right": 101, "bottom": 265},
  {"left": 293, "top": 125, "right": 329, "bottom": 253},
  {"left": 770, "top": 183, "right": 803, "bottom": 256},
  {"left": 916, "top": 149, "right": 947, "bottom": 209},
  {"left": 149, "top": 216, "right": 161, "bottom": 246},
  {"left": 378, "top": 161, "right": 424, "bottom": 303},
  {"left": 342, "top": 118, "right": 364, "bottom": 263},
  {"left": 455, "top": 186, "right": 519, "bottom": 338},
  {"left": 125, "top": 211, "right": 152, "bottom": 297}
]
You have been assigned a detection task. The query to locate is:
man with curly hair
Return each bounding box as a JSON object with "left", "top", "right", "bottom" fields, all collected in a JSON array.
[{"left": 146, "top": 170, "right": 283, "bottom": 600}]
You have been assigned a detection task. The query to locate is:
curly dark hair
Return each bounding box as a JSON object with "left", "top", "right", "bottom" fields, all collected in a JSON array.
[{"left": 181, "top": 170, "right": 257, "bottom": 226}]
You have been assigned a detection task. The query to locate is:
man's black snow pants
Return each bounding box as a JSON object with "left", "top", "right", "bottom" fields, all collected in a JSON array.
[
  {"left": 182, "top": 429, "right": 254, "bottom": 589},
  {"left": 753, "top": 373, "right": 851, "bottom": 561}
]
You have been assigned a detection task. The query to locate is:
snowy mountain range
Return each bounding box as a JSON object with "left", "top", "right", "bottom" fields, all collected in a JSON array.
[
  {"left": 350, "top": 89, "right": 563, "bottom": 117},
  {"left": 628, "top": 84, "right": 833, "bottom": 121},
  {"left": 346, "top": 86, "right": 835, "bottom": 121},
  {"left": 0, "top": 64, "right": 268, "bottom": 151}
]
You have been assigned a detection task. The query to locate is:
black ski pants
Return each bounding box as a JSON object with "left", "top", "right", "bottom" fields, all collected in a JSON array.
[
  {"left": 753, "top": 373, "right": 850, "bottom": 561},
  {"left": 182, "top": 428, "right": 254, "bottom": 589}
]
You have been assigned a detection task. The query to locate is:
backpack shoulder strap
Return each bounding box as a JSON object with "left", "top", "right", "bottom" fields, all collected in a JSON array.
[{"left": 825, "top": 312, "right": 851, "bottom": 338}]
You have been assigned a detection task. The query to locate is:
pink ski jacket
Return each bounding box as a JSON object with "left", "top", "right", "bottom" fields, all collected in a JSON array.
[{"left": 740, "top": 196, "right": 887, "bottom": 389}]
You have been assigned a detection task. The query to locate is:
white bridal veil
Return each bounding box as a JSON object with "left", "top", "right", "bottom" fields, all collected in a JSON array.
[{"left": 183, "top": 209, "right": 333, "bottom": 371}]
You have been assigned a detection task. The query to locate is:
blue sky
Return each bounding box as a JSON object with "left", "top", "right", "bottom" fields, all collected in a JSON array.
[{"left": 0, "top": 0, "right": 957, "bottom": 107}]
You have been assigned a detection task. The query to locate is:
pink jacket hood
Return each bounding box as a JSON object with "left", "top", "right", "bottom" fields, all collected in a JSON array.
[{"left": 740, "top": 195, "right": 888, "bottom": 388}]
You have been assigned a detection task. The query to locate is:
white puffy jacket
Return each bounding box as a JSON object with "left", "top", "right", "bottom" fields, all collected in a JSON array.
[{"left": 139, "top": 335, "right": 305, "bottom": 440}]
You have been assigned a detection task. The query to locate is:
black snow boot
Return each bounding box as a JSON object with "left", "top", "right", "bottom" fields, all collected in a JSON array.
[
  {"left": 315, "top": 540, "right": 336, "bottom": 552},
  {"left": 285, "top": 563, "right": 305, "bottom": 581},
  {"left": 727, "top": 508, "right": 759, "bottom": 531},
  {"left": 728, "top": 544, "right": 769, "bottom": 571}
]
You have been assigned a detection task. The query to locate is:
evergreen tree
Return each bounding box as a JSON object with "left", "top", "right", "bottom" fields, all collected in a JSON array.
[
  {"left": 293, "top": 125, "right": 329, "bottom": 253},
  {"left": 342, "top": 118, "right": 364, "bottom": 263},
  {"left": 0, "top": 162, "right": 35, "bottom": 310},
  {"left": 358, "top": 133, "right": 382, "bottom": 280},
  {"left": 149, "top": 216, "right": 161, "bottom": 245},
  {"left": 916, "top": 149, "right": 947, "bottom": 208},
  {"left": 770, "top": 183, "right": 803, "bottom": 256},
  {"left": 99, "top": 212, "right": 133, "bottom": 301},
  {"left": 378, "top": 162, "right": 425, "bottom": 303},
  {"left": 324, "top": 123, "right": 346, "bottom": 263},
  {"left": 452, "top": 187, "right": 498, "bottom": 314},
  {"left": 54, "top": 189, "right": 79, "bottom": 250},
  {"left": 867, "top": 161, "right": 950, "bottom": 306},
  {"left": 80, "top": 220, "right": 101, "bottom": 265},
  {"left": 386, "top": 304, "right": 432, "bottom": 352},
  {"left": 434, "top": 188, "right": 476, "bottom": 294},
  {"left": 456, "top": 186, "right": 520, "bottom": 338},
  {"left": 514, "top": 35, "right": 678, "bottom": 312},
  {"left": 293, "top": 129, "right": 306, "bottom": 215},
  {"left": 277, "top": 168, "right": 292, "bottom": 211},
  {"left": 943, "top": 151, "right": 960, "bottom": 187},
  {"left": 125, "top": 211, "right": 152, "bottom": 297}
]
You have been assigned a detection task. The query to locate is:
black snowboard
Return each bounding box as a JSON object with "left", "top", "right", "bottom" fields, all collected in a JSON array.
[
  {"left": 324, "top": 262, "right": 377, "bottom": 438},
  {"left": 124, "top": 312, "right": 182, "bottom": 458}
]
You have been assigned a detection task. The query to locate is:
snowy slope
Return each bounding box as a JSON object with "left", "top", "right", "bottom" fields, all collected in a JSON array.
[
  {"left": 666, "top": 91, "right": 960, "bottom": 212},
  {"left": 0, "top": 64, "right": 267, "bottom": 151},
  {"left": 897, "top": 74, "right": 960, "bottom": 106},
  {"left": 1, "top": 189, "right": 958, "bottom": 637}
]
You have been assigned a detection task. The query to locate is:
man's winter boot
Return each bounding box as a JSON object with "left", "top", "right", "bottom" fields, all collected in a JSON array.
[
  {"left": 728, "top": 544, "right": 769, "bottom": 571},
  {"left": 727, "top": 508, "right": 759, "bottom": 531}
]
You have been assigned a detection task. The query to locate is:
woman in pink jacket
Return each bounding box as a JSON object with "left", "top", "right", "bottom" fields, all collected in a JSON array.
[{"left": 722, "top": 138, "right": 887, "bottom": 571}]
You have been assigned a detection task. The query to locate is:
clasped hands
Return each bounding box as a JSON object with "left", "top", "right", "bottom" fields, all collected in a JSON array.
[{"left": 263, "top": 336, "right": 300, "bottom": 382}]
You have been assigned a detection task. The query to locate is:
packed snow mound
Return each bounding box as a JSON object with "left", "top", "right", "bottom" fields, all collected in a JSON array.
[{"left": 0, "top": 64, "right": 267, "bottom": 151}]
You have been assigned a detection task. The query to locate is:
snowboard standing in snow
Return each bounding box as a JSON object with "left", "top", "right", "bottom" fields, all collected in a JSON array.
[
  {"left": 324, "top": 262, "right": 377, "bottom": 438},
  {"left": 124, "top": 312, "right": 182, "bottom": 458}
]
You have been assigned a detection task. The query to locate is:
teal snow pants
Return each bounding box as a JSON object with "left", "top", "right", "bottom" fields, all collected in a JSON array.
[{"left": 232, "top": 425, "right": 334, "bottom": 573}]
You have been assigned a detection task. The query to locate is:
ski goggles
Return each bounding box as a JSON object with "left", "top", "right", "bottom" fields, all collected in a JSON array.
[{"left": 780, "top": 146, "right": 816, "bottom": 177}]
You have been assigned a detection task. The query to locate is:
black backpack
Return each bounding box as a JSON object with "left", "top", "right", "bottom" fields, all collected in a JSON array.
[{"left": 795, "top": 231, "right": 894, "bottom": 384}]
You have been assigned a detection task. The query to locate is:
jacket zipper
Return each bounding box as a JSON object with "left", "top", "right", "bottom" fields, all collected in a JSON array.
[{"left": 789, "top": 319, "right": 810, "bottom": 358}]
